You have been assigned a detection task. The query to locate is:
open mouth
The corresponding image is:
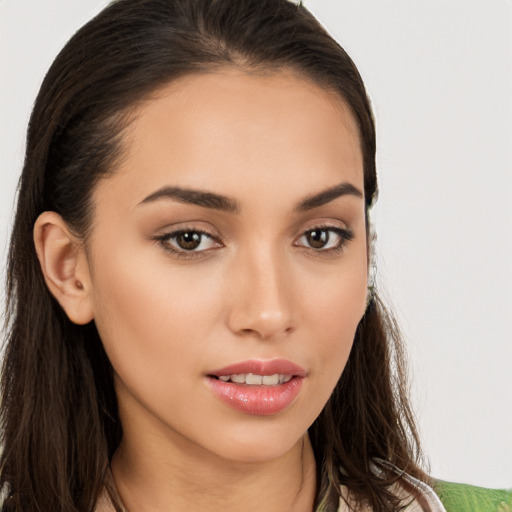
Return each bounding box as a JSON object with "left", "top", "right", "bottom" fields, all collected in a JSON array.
[
  {"left": 209, "top": 373, "right": 294, "bottom": 385},
  {"left": 206, "top": 359, "right": 306, "bottom": 414}
]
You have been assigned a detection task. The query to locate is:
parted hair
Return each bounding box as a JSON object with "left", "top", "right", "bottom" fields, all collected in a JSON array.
[{"left": 1, "top": 1, "right": 429, "bottom": 511}]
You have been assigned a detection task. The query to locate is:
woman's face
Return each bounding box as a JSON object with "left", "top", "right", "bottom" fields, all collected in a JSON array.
[{"left": 85, "top": 69, "right": 368, "bottom": 463}]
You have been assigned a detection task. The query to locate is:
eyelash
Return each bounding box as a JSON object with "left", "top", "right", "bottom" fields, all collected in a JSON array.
[{"left": 153, "top": 224, "right": 354, "bottom": 259}]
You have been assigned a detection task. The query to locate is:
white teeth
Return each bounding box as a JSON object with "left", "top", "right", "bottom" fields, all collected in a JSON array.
[
  {"left": 217, "top": 373, "right": 294, "bottom": 385},
  {"left": 262, "top": 374, "right": 279, "bottom": 385},
  {"left": 245, "top": 374, "right": 263, "bottom": 385}
]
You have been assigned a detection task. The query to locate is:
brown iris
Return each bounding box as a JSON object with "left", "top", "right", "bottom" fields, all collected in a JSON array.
[
  {"left": 176, "top": 232, "right": 202, "bottom": 250},
  {"left": 306, "top": 229, "right": 329, "bottom": 249}
]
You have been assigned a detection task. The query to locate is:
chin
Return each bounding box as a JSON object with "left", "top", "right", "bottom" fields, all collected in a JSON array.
[{"left": 204, "top": 424, "right": 308, "bottom": 465}]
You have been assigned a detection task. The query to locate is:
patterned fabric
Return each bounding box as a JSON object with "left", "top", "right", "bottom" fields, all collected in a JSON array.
[{"left": 433, "top": 480, "right": 512, "bottom": 512}]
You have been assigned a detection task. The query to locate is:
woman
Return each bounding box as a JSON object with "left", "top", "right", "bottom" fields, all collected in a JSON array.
[{"left": 1, "top": 0, "right": 510, "bottom": 511}]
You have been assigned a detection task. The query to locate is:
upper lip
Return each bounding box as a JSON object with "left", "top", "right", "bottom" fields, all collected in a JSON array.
[{"left": 209, "top": 359, "right": 307, "bottom": 378}]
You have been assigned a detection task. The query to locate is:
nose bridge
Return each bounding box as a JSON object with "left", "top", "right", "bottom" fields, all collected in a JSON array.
[{"left": 227, "top": 241, "right": 295, "bottom": 339}]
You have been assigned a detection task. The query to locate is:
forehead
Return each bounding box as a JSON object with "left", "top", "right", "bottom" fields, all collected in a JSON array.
[{"left": 98, "top": 68, "right": 364, "bottom": 208}]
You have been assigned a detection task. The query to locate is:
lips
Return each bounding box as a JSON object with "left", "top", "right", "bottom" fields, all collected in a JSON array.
[{"left": 206, "top": 359, "right": 306, "bottom": 416}]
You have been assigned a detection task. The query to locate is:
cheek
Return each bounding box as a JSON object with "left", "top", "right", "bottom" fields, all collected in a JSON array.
[
  {"left": 304, "top": 257, "right": 367, "bottom": 376},
  {"left": 88, "top": 243, "right": 224, "bottom": 384},
  {"left": 288, "top": 265, "right": 367, "bottom": 432}
]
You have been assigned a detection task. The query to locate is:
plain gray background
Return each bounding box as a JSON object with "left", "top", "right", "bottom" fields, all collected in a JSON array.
[{"left": 1, "top": 0, "right": 511, "bottom": 488}]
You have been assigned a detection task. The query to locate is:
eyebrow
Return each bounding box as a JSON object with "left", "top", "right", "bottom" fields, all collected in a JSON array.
[
  {"left": 296, "top": 182, "right": 363, "bottom": 211},
  {"left": 138, "top": 181, "right": 363, "bottom": 213},
  {"left": 139, "top": 186, "right": 240, "bottom": 213}
]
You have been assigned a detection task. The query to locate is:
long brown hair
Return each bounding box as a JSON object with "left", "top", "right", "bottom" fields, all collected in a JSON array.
[{"left": 1, "top": 1, "right": 428, "bottom": 510}]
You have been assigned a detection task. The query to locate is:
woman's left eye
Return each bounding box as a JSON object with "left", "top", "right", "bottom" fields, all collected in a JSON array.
[
  {"left": 156, "top": 230, "right": 221, "bottom": 255},
  {"left": 295, "top": 226, "right": 353, "bottom": 252}
]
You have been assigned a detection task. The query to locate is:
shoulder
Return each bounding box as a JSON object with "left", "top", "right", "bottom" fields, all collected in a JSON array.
[
  {"left": 378, "top": 465, "right": 512, "bottom": 512},
  {"left": 433, "top": 480, "right": 512, "bottom": 512}
]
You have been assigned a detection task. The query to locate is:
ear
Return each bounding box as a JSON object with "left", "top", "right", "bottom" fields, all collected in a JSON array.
[{"left": 33, "top": 211, "right": 94, "bottom": 325}]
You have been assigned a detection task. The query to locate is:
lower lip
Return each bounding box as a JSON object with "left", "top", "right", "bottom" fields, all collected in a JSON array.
[{"left": 206, "top": 376, "right": 303, "bottom": 416}]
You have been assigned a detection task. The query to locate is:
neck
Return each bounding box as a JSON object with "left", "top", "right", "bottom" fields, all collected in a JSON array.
[{"left": 111, "top": 421, "right": 317, "bottom": 512}]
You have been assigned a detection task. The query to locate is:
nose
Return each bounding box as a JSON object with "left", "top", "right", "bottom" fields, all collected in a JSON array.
[{"left": 225, "top": 247, "right": 297, "bottom": 341}]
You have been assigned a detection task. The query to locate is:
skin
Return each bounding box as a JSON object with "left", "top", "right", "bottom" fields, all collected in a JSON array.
[{"left": 35, "top": 68, "right": 368, "bottom": 512}]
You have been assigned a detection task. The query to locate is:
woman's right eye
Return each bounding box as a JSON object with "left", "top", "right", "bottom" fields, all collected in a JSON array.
[{"left": 155, "top": 229, "right": 222, "bottom": 256}]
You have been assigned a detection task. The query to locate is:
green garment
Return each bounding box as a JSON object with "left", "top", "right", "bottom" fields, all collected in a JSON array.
[{"left": 434, "top": 480, "right": 512, "bottom": 512}]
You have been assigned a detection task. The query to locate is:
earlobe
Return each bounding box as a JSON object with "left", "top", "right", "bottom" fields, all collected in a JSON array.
[{"left": 33, "top": 211, "right": 94, "bottom": 325}]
